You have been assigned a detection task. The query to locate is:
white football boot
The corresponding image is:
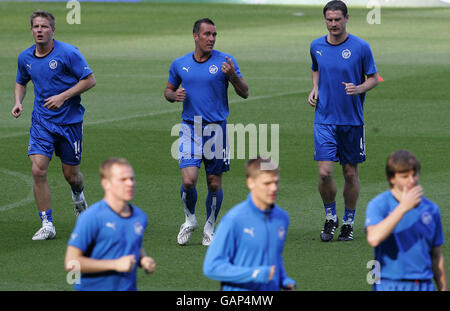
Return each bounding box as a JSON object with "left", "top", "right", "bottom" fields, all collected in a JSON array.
[
  {"left": 32, "top": 220, "right": 56, "bottom": 240},
  {"left": 72, "top": 191, "right": 88, "bottom": 217}
]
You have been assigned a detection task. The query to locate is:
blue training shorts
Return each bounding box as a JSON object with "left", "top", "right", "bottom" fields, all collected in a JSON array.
[
  {"left": 314, "top": 124, "right": 366, "bottom": 165},
  {"left": 178, "top": 119, "right": 230, "bottom": 175},
  {"left": 28, "top": 111, "right": 83, "bottom": 166}
]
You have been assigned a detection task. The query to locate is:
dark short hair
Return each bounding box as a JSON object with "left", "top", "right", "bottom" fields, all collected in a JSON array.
[
  {"left": 323, "top": 0, "right": 348, "bottom": 17},
  {"left": 245, "top": 156, "right": 279, "bottom": 179},
  {"left": 385, "top": 150, "right": 421, "bottom": 187},
  {"left": 193, "top": 18, "right": 215, "bottom": 34},
  {"left": 30, "top": 10, "right": 55, "bottom": 29}
]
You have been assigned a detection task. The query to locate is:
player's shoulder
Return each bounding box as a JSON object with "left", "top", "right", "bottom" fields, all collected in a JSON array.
[
  {"left": 272, "top": 204, "right": 289, "bottom": 221},
  {"left": 173, "top": 52, "right": 194, "bottom": 63},
  {"left": 420, "top": 196, "right": 441, "bottom": 213},
  {"left": 131, "top": 204, "right": 148, "bottom": 219},
  {"left": 18, "top": 45, "right": 35, "bottom": 59},
  {"left": 310, "top": 35, "right": 327, "bottom": 47},
  {"left": 212, "top": 50, "right": 232, "bottom": 58},
  {"left": 348, "top": 33, "right": 371, "bottom": 48},
  {"left": 367, "top": 190, "right": 392, "bottom": 207}
]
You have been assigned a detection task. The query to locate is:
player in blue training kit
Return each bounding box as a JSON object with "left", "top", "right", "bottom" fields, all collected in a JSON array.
[
  {"left": 203, "top": 157, "right": 296, "bottom": 291},
  {"left": 65, "top": 158, "right": 156, "bottom": 291},
  {"left": 165, "top": 18, "right": 248, "bottom": 246},
  {"left": 308, "top": 1, "right": 379, "bottom": 242},
  {"left": 12, "top": 11, "right": 96, "bottom": 240},
  {"left": 365, "top": 150, "right": 447, "bottom": 291}
]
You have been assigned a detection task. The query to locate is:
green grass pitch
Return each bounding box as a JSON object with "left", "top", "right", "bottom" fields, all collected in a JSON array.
[{"left": 0, "top": 1, "right": 449, "bottom": 291}]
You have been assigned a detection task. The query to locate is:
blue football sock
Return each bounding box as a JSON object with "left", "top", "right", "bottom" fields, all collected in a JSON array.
[
  {"left": 343, "top": 207, "right": 356, "bottom": 225},
  {"left": 39, "top": 209, "right": 53, "bottom": 223},
  {"left": 180, "top": 185, "right": 197, "bottom": 216},
  {"left": 206, "top": 189, "right": 223, "bottom": 223},
  {"left": 324, "top": 202, "right": 337, "bottom": 221}
]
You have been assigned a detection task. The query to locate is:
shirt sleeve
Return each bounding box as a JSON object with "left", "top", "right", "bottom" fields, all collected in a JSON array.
[
  {"left": 168, "top": 60, "right": 181, "bottom": 87},
  {"left": 16, "top": 55, "right": 30, "bottom": 86},
  {"left": 67, "top": 46, "right": 93, "bottom": 80},
  {"left": 432, "top": 206, "right": 445, "bottom": 247},
  {"left": 203, "top": 215, "right": 271, "bottom": 284},
  {"left": 362, "top": 42, "right": 377, "bottom": 76},
  {"left": 68, "top": 211, "right": 98, "bottom": 253},
  {"left": 228, "top": 54, "right": 242, "bottom": 78},
  {"left": 278, "top": 219, "right": 296, "bottom": 289},
  {"left": 365, "top": 196, "right": 387, "bottom": 228},
  {"left": 310, "top": 44, "right": 318, "bottom": 71}
]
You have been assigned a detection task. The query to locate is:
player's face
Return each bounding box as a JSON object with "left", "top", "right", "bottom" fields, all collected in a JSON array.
[
  {"left": 247, "top": 172, "right": 279, "bottom": 210},
  {"left": 390, "top": 170, "right": 419, "bottom": 192},
  {"left": 31, "top": 17, "right": 55, "bottom": 45},
  {"left": 194, "top": 23, "right": 217, "bottom": 54},
  {"left": 104, "top": 164, "right": 136, "bottom": 203},
  {"left": 324, "top": 10, "right": 348, "bottom": 37}
]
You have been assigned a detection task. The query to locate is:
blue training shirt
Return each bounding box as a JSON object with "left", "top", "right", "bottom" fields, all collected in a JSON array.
[
  {"left": 16, "top": 40, "right": 93, "bottom": 125},
  {"left": 310, "top": 34, "right": 377, "bottom": 126},
  {"left": 68, "top": 199, "right": 148, "bottom": 291},
  {"left": 365, "top": 191, "right": 444, "bottom": 281},
  {"left": 168, "top": 50, "right": 241, "bottom": 123},
  {"left": 203, "top": 194, "right": 296, "bottom": 291}
]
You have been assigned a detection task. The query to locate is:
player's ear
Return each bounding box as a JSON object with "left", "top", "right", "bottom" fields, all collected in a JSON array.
[
  {"left": 246, "top": 177, "right": 254, "bottom": 191},
  {"left": 101, "top": 177, "right": 109, "bottom": 191}
]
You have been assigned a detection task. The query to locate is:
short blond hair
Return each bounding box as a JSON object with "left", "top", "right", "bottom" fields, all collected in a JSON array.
[
  {"left": 245, "top": 157, "right": 279, "bottom": 179},
  {"left": 30, "top": 10, "right": 55, "bottom": 29},
  {"left": 99, "top": 158, "right": 132, "bottom": 180}
]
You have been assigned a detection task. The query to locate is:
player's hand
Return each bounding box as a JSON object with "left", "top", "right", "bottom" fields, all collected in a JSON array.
[
  {"left": 221, "top": 57, "right": 237, "bottom": 79},
  {"left": 43, "top": 94, "right": 66, "bottom": 109},
  {"left": 174, "top": 88, "right": 186, "bottom": 102},
  {"left": 11, "top": 103, "right": 23, "bottom": 118},
  {"left": 140, "top": 256, "right": 156, "bottom": 274},
  {"left": 283, "top": 283, "right": 296, "bottom": 291},
  {"left": 308, "top": 88, "right": 318, "bottom": 107},
  {"left": 342, "top": 82, "right": 361, "bottom": 95},
  {"left": 268, "top": 265, "right": 276, "bottom": 281},
  {"left": 115, "top": 255, "right": 136, "bottom": 273},
  {"left": 399, "top": 185, "right": 423, "bottom": 212}
]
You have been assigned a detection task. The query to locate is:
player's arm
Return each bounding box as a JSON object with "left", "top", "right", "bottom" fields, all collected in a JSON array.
[
  {"left": 12, "top": 82, "right": 27, "bottom": 118},
  {"left": 164, "top": 81, "right": 186, "bottom": 103},
  {"left": 43, "top": 73, "right": 96, "bottom": 110},
  {"left": 431, "top": 246, "right": 447, "bottom": 291},
  {"left": 308, "top": 70, "right": 319, "bottom": 107},
  {"left": 64, "top": 245, "right": 136, "bottom": 274},
  {"left": 138, "top": 247, "right": 156, "bottom": 274},
  {"left": 366, "top": 186, "right": 423, "bottom": 247},
  {"left": 342, "top": 73, "right": 379, "bottom": 95},
  {"left": 222, "top": 57, "right": 248, "bottom": 99}
]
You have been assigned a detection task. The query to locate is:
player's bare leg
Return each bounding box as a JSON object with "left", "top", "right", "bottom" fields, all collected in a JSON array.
[
  {"left": 62, "top": 163, "right": 88, "bottom": 217},
  {"left": 203, "top": 173, "right": 223, "bottom": 246},
  {"left": 29, "top": 154, "right": 55, "bottom": 240},
  {"left": 318, "top": 161, "right": 338, "bottom": 241},
  {"left": 338, "top": 163, "right": 359, "bottom": 241},
  {"left": 178, "top": 166, "right": 199, "bottom": 245}
]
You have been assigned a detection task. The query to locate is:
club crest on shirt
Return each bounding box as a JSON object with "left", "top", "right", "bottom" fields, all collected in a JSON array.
[
  {"left": 421, "top": 211, "right": 432, "bottom": 225},
  {"left": 342, "top": 49, "right": 351, "bottom": 59},
  {"left": 49, "top": 59, "right": 58, "bottom": 70},
  {"left": 134, "top": 222, "right": 144, "bottom": 236},
  {"left": 209, "top": 64, "right": 218, "bottom": 74},
  {"left": 278, "top": 226, "right": 286, "bottom": 239}
]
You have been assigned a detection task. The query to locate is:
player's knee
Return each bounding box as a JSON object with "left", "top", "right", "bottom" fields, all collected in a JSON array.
[
  {"left": 182, "top": 179, "right": 196, "bottom": 189},
  {"left": 31, "top": 164, "right": 47, "bottom": 180},
  {"left": 318, "top": 168, "right": 333, "bottom": 182},
  {"left": 343, "top": 167, "right": 358, "bottom": 183}
]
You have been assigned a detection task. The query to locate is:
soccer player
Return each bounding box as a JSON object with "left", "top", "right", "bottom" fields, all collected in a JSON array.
[
  {"left": 12, "top": 11, "right": 96, "bottom": 240},
  {"left": 164, "top": 18, "right": 249, "bottom": 246},
  {"left": 365, "top": 150, "right": 447, "bottom": 291},
  {"left": 65, "top": 158, "right": 156, "bottom": 291},
  {"left": 203, "top": 157, "right": 296, "bottom": 291},
  {"left": 308, "top": 1, "right": 379, "bottom": 242}
]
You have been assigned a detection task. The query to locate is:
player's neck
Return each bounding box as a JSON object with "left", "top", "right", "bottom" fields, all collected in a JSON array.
[
  {"left": 327, "top": 32, "right": 348, "bottom": 45},
  {"left": 35, "top": 39, "right": 54, "bottom": 57},
  {"left": 193, "top": 49, "right": 212, "bottom": 63},
  {"left": 104, "top": 197, "right": 132, "bottom": 217}
]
